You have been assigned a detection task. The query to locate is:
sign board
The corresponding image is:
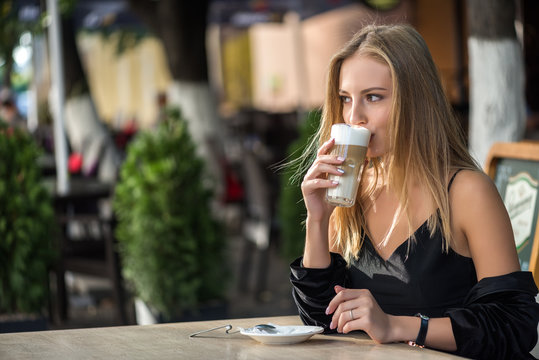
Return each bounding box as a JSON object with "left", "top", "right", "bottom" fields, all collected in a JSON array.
[{"left": 485, "top": 141, "right": 539, "bottom": 286}]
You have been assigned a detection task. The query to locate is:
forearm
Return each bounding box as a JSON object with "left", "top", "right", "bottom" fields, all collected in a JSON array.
[
  {"left": 302, "top": 216, "right": 331, "bottom": 268},
  {"left": 390, "top": 316, "right": 456, "bottom": 351}
]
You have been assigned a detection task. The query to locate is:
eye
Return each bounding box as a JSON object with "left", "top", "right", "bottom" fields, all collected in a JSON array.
[
  {"left": 366, "top": 94, "right": 382, "bottom": 102},
  {"left": 340, "top": 95, "right": 351, "bottom": 104}
]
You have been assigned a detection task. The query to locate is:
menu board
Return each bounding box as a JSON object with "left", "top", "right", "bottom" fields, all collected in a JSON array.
[{"left": 493, "top": 158, "right": 539, "bottom": 270}]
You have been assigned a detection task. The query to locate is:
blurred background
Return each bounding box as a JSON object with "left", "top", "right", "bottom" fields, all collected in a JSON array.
[{"left": 1, "top": 0, "right": 539, "bottom": 332}]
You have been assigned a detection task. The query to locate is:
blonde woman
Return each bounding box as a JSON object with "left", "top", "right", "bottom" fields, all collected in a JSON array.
[{"left": 290, "top": 24, "right": 539, "bottom": 359}]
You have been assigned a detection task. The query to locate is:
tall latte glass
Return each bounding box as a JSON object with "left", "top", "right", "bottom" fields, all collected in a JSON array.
[{"left": 326, "top": 124, "right": 370, "bottom": 207}]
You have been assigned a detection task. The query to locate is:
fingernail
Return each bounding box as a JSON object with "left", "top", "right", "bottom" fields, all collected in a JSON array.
[
  {"left": 329, "top": 321, "right": 334, "bottom": 329},
  {"left": 331, "top": 180, "right": 339, "bottom": 185},
  {"left": 337, "top": 156, "right": 345, "bottom": 161},
  {"left": 325, "top": 307, "right": 330, "bottom": 315},
  {"left": 337, "top": 168, "right": 344, "bottom": 174}
]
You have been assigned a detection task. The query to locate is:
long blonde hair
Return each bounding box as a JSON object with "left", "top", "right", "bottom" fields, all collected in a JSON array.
[{"left": 299, "top": 24, "right": 479, "bottom": 264}]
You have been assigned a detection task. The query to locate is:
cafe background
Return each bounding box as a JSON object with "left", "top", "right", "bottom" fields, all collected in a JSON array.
[{"left": 1, "top": 0, "right": 539, "bottom": 338}]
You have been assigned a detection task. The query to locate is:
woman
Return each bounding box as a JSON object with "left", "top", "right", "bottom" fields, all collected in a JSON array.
[{"left": 290, "top": 24, "right": 539, "bottom": 359}]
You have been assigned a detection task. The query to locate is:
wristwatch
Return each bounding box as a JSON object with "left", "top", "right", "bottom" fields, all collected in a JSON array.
[{"left": 408, "top": 313, "right": 429, "bottom": 348}]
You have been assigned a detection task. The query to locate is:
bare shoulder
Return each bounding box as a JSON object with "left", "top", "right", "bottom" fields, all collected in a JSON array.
[
  {"left": 449, "top": 168, "right": 505, "bottom": 231},
  {"left": 449, "top": 169, "right": 499, "bottom": 203},
  {"left": 449, "top": 169, "right": 520, "bottom": 279}
]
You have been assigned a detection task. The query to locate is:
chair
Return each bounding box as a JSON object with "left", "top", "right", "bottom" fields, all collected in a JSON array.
[
  {"left": 484, "top": 141, "right": 539, "bottom": 288},
  {"left": 53, "top": 179, "right": 128, "bottom": 325}
]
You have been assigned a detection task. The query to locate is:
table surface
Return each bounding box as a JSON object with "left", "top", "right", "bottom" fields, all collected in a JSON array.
[{"left": 0, "top": 315, "right": 466, "bottom": 360}]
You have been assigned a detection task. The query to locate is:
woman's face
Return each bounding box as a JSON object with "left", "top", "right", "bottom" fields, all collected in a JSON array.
[{"left": 338, "top": 53, "right": 392, "bottom": 158}]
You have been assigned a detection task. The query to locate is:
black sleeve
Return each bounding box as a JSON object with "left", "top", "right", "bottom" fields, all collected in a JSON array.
[
  {"left": 289, "top": 252, "right": 348, "bottom": 332},
  {"left": 445, "top": 271, "right": 539, "bottom": 360}
]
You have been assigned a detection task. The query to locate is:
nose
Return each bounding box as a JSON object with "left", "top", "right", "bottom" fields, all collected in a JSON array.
[{"left": 348, "top": 102, "right": 367, "bottom": 126}]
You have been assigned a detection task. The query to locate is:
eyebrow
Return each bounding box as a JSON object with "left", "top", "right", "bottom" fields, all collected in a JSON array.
[{"left": 338, "top": 87, "right": 388, "bottom": 94}]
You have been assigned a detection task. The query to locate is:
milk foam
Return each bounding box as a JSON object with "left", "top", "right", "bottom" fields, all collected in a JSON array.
[{"left": 330, "top": 124, "right": 370, "bottom": 146}]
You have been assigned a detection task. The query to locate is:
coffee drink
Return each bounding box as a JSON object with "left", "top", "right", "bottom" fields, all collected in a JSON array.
[{"left": 326, "top": 124, "right": 370, "bottom": 207}]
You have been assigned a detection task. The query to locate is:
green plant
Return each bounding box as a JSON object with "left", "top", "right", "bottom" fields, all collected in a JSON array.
[
  {"left": 278, "top": 110, "right": 321, "bottom": 262},
  {"left": 0, "top": 122, "right": 56, "bottom": 315},
  {"left": 114, "top": 107, "right": 227, "bottom": 320}
]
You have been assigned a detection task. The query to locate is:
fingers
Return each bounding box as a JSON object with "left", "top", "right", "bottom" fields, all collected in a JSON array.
[
  {"left": 326, "top": 286, "right": 370, "bottom": 314},
  {"left": 303, "top": 160, "right": 344, "bottom": 182},
  {"left": 337, "top": 305, "right": 370, "bottom": 333},
  {"left": 300, "top": 137, "right": 345, "bottom": 218},
  {"left": 340, "top": 308, "right": 366, "bottom": 334},
  {"left": 326, "top": 287, "right": 392, "bottom": 342},
  {"left": 326, "top": 287, "right": 374, "bottom": 332},
  {"left": 329, "top": 297, "right": 369, "bottom": 332},
  {"left": 301, "top": 178, "right": 339, "bottom": 195},
  {"left": 317, "top": 137, "right": 336, "bottom": 156},
  {"left": 303, "top": 139, "right": 344, "bottom": 185}
]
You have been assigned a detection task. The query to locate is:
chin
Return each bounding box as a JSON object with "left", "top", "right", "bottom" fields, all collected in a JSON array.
[
  {"left": 366, "top": 145, "right": 377, "bottom": 158},
  {"left": 367, "top": 148, "right": 386, "bottom": 159}
]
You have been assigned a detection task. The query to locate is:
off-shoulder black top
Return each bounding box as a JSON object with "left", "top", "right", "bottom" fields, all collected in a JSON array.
[{"left": 290, "top": 177, "right": 539, "bottom": 359}]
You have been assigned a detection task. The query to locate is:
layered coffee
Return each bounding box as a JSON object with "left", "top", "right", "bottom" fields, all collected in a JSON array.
[{"left": 326, "top": 124, "right": 370, "bottom": 207}]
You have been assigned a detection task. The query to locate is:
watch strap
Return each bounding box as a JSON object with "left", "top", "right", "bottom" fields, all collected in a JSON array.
[{"left": 413, "top": 313, "right": 429, "bottom": 347}]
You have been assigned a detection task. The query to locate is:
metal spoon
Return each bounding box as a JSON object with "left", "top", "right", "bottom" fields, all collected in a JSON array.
[
  {"left": 248, "top": 324, "right": 278, "bottom": 334},
  {"left": 189, "top": 323, "right": 277, "bottom": 337}
]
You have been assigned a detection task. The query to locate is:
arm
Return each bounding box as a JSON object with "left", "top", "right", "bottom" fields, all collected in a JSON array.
[
  {"left": 302, "top": 216, "right": 332, "bottom": 268},
  {"left": 290, "top": 138, "right": 347, "bottom": 328},
  {"left": 327, "top": 286, "right": 458, "bottom": 349},
  {"left": 445, "top": 271, "right": 539, "bottom": 359},
  {"left": 402, "top": 170, "right": 525, "bottom": 351},
  {"left": 442, "top": 170, "right": 538, "bottom": 358},
  {"left": 425, "top": 170, "right": 521, "bottom": 350},
  {"left": 290, "top": 253, "right": 348, "bottom": 329},
  {"left": 300, "top": 137, "right": 342, "bottom": 268},
  {"left": 398, "top": 170, "right": 534, "bottom": 354},
  {"left": 453, "top": 170, "right": 520, "bottom": 278},
  {"left": 415, "top": 170, "right": 522, "bottom": 351}
]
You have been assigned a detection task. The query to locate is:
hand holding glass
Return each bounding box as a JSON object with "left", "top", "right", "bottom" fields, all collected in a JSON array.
[{"left": 326, "top": 124, "right": 370, "bottom": 207}]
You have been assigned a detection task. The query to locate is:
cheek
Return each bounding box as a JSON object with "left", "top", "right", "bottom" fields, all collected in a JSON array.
[
  {"left": 367, "top": 133, "right": 388, "bottom": 157},
  {"left": 376, "top": 110, "right": 390, "bottom": 128}
]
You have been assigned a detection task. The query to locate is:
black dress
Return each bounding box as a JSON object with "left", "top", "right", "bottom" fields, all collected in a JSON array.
[{"left": 290, "top": 177, "right": 539, "bottom": 359}]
